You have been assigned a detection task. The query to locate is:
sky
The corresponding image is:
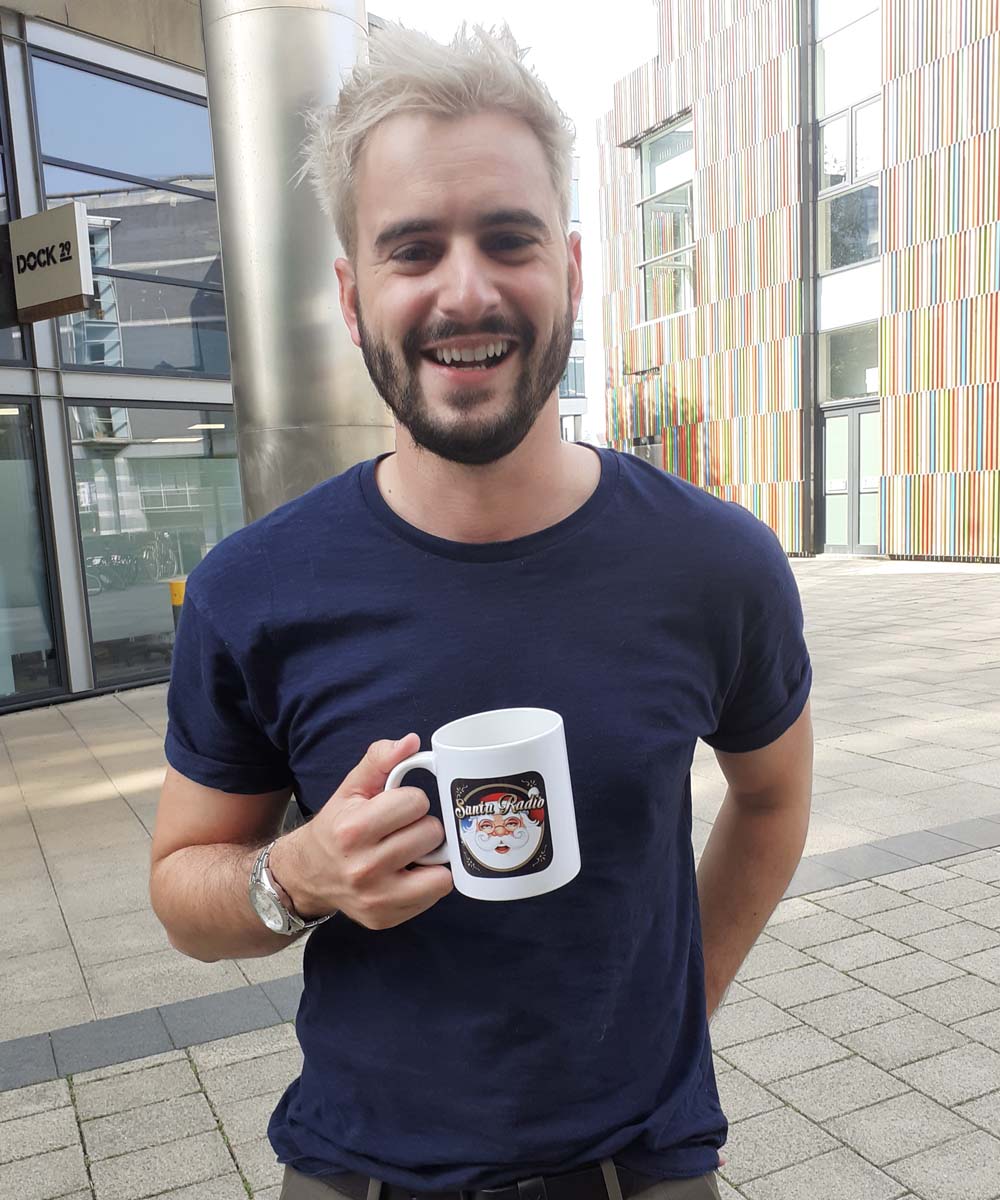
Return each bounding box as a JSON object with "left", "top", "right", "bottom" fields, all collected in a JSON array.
[{"left": 367, "top": 0, "right": 660, "bottom": 443}]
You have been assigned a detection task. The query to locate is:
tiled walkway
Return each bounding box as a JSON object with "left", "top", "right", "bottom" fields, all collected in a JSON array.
[{"left": 1, "top": 556, "right": 999, "bottom": 1199}]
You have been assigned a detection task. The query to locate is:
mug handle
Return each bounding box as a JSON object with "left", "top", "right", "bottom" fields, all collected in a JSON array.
[{"left": 385, "top": 750, "right": 450, "bottom": 866}]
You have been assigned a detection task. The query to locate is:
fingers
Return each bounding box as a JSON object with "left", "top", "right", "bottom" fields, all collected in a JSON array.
[
  {"left": 374, "top": 813, "right": 447, "bottom": 872},
  {"left": 339, "top": 786, "right": 433, "bottom": 847},
  {"left": 356, "top": 864, "right": 454, "bottom": 930},
  {"left": 333, "top": 733, "right": 419, "bottom": 803}
]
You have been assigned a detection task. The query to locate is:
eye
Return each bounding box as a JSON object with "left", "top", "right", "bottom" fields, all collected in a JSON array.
[
  {"left": 392, "top": 243, "right": 438, "bottom": 263},
  {"left": 487, "top": 234, "right": 533, "bottom": 253}
]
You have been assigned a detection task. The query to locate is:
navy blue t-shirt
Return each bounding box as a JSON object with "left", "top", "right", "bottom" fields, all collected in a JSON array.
[{"left": 165, "top": 445, "right": 811, "bottom": 1191}]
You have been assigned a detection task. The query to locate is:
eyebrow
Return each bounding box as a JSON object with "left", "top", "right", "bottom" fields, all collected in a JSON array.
[{"left": 373, "top": 208, "right": 551, "bottom": 253}]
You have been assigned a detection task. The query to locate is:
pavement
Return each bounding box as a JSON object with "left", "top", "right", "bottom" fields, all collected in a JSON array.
[{"left": 1, "top": 554, "right": 1000, "bottom": 1200}]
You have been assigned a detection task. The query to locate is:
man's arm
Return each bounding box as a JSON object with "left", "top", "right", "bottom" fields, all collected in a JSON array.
[
  {"left": 697, "top": 700, "right": 813, "bottom": 1019},
  {"left": 150, "top": 735, "right": 453, "bottom": 964}
]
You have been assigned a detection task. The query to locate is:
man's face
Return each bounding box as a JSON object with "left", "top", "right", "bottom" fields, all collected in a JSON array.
[{"left": 337, "top": 110, "right": 582, "bottom": 466}]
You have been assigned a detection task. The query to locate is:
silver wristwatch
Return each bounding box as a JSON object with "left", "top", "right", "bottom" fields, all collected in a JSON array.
[{"left": 249, "top": 840, "right": 333, "bottom": 935}]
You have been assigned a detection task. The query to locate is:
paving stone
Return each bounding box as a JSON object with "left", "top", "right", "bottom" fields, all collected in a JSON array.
[
  {"left": 0, "top": 1105, "right": 79, "bottom": 1164},
  {"left": 187, "top": 1022, "right": 298, "bottom": 1072},
  {"left": 808, "top": 930, "right": 913, "bottom": 971},
  {"left": 840, "top": 1012, "right": 967, "bottom": 1070},
  {"left": 90, "top": 1129, "right": 234, "bottom": 1200},
  {"left": 873, "top": 830, "right": 980, "bottom": 865},
  {"left": 951, "top": 896, "right": 1000, "bottom": 928},
  {"left": 0, "top": 1079, "right": 70, "bottom": 1123},
  {"left": 0, "top": 1034, "right": 57, "bottom": 1092},
  {"left": 74, "top": 1058, "right": 200, "bottom": 1121},
  {"left": 706, "top": 997, "right": 800, "bottom": 1051},
  {"left": 159, "top": 984, "right": 284, "bottom": 1049},
  {"left": 199, "top": 1047, "right": 302, "bottom": 1105},
  {"left": 816, "top": 885, "right": 915, "bottom": 919},
  {"left": 765, "top": 897, "right": 825, "bottom": 927},
  {"left": 810, "top": 843, "right": 920, "bottom": 881},
  {"left": 82, "top": 1091, "right": 217, "bottom": 1161},
  {"left": 907, "top": 877, "right": 1000, "bottom": 910},
  {"left": 255, "top": 1187, "right": 282, "bottom": 1200},
  {"left": 862, "top": 901, "right": 961, "bottom": 938},
  {"left": 905, "top": 920, "right": 1000, "bottom": 961},
  {"left": 721, "top": 1026, "right": 851, "bottom": 1085},
  {"left": 890, "top": 1130, "right": 1000, "bottom": 1200},
  {"left": 791, "top": 985, "right": 909, "bottom": 1037},
  {"left": 213, "top": 1088, "right": 284, "bottom": 1144},
  {"left": 826, "top": 1090, "right": 973, "bottom": 1166},
  {"left": 739, "top": 1147, "right": 903, "bottom": 1200},
  {"left": 784, "top": 859, "right": 856, "bottom": 897},
  {"left": 956, "top": 1090, "right": 1000, "bottom": 1137},
  {"left": 744, "top": 962, "right": 859, "bottom": 1008},
  {"left": 735, "top": 941, "right": 812, "bottom": 981},
  {"left": 904, "top": 974, "right": 1000, "bottom": 1024},
  {"left": 769, "top": 1056, "right": 908, "bottom": 1122},
  {"left": 260, "top": 973, "right": 304, "bottom": 1022},
  {"left": 832, "top": 764, "right": 956, "bottom": 795},
  {"left": 879, "top": 865, "right": 959, "bottom": 891},
  {"left": 894, "top": 1044, "right": 1000, "bottom": 1106},
  {"left": 721, "top": 981, "right": 754, "bottom": 1005},
  {"left": 953, "top": 946, "right": 1000, "bottom": 984},
  {"left": 138, "top": 1176, "right": 248, "bottom": 1200},
  {"left": 953, "top": 1011, "right": 1000, "bottom": 1051},
  {"left": 72, "top": 1049, "right": 187, "bottom": 1085},
  {"left": 948, "top": 855, "right": 1000, "bottom": 882},
  {"left": 52, "top": 1009, "right": 173, "bottom": 1077},
  {"left": 720, "top": 1106, "right": 837, "bottom": 1186},
  {"left": 767, "top": 911, "right": 867, "bottom": 950},
  {"left": 229, "top": 1133, "right": 282, "bottom": 1189},
  {"left": 0, "top": 1143, "right": 88, "bottom": 1200},
  {"left": 851, "top": 951, "right": 966, "bottom": 996}
]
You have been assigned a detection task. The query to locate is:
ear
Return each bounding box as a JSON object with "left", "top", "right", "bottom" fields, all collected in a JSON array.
[
  {"left": 567, "top": 231, "right": 583, "bottom": 319},
  {"left": 335, "top": 257, "right": 362, "bottom": 348}
]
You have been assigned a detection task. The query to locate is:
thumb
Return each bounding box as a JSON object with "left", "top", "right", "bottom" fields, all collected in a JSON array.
[{"left": 334, "top": 733, "right": 420, "bottom": 802}]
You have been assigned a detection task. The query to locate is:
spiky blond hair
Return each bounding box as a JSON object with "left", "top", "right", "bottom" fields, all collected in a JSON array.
[{"left": 301, "top": 21, "right": 575, "bottom": 259}]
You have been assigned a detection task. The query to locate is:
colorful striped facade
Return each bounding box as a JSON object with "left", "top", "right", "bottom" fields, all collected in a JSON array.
[{"left": 600, "top": 0, "right": 1000, "bottom": 560}]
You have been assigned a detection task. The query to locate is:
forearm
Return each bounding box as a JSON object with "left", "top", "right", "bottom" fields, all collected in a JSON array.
[
  {"left": 151, "top": 840, "right": 307, "bottom": 963},
  {"left": 697, "top": 788, "right": 810, "bottom": 1019}
]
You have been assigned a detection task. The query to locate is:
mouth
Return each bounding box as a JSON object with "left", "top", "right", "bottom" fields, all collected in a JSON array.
[
  {"left": 494, "top": 844, "right": 510, "bottom": 854},
  {"left": 420, "top": 339, "right": 518, "bottom": 380}
]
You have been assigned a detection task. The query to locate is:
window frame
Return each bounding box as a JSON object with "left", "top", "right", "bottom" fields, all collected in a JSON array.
[
  {"left": 635, "top": 113, "right": 697, "bottom": 322},
  {"left": 26, "top": 46, "right": 228, "bottom": 381},
  {"left": 817, "top": 95, "right": 882, "bottom": 197},
  {"left": 558, "top": 355, "right": 586, "bottom": 400},
  {"left": 0, "top": 50, "right": 33, "bottom": 366}
]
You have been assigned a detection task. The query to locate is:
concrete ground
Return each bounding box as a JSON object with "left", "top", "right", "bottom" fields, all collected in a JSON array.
[{"left": 1, "top": 555, "right": 999, "bottom": 1200}]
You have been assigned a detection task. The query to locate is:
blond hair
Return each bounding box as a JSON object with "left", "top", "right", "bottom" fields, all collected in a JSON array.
[{"left": 301, "top": 22, "right": 575, "bottom": 259}]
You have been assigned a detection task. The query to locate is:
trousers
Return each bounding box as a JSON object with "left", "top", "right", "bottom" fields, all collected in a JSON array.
[{"left": 278, "top": 1164, "right": 723, "bottom": 1200}]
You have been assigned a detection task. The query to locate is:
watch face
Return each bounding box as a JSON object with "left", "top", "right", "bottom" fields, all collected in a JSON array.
[{"left": 253, "top": 888, "right": 286, "bottom": 933}]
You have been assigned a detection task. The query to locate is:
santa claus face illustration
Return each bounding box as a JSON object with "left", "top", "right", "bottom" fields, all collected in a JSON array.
[{"left": 459, "top": 792, "right": 544, "bottom": 872}]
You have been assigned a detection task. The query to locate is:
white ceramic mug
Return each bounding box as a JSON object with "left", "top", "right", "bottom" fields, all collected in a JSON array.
[{"left": 385, "top": 708, "right": 581, "bottom": 901}]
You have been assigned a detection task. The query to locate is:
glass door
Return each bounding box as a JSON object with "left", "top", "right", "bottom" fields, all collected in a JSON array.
[{"left": 821, "top": 404, "right": 881, "bottom": 554}]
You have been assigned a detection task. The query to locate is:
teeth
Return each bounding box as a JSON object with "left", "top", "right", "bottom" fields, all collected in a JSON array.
[{"left": 432, "top": 340, "right": 510, "bottom": 365}]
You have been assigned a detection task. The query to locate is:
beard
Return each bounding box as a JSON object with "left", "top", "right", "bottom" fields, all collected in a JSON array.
[{"left": 356, "top": 291, "right": 575, "bottom": 467}]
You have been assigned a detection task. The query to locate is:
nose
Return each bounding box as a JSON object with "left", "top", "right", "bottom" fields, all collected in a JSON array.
[{"left": 434, "top": 241, "right": 502, "bottom": 326}]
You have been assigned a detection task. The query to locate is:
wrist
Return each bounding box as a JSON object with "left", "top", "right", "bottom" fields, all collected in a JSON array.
[{"left": 267, "top": 833, "right": 329, "bottom": 923}]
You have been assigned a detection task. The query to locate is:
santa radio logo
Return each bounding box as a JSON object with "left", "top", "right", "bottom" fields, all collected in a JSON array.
[{"left": 450, "top": 773, "right": 553, "bottom": 878}]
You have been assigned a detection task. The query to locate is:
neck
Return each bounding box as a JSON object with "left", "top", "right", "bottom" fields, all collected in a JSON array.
[{"left": 375, "top": 400, "right": 600, "bottom": 543}]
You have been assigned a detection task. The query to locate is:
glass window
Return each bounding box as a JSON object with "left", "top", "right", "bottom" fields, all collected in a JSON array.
[
  {"left": 572, "top": 317, "right": 584, "bottom": 340},
  {"left": 559, "top": 356, "right": 586, "bottom": 398},
  {"left": 820, "top": 321, "right": 878, "bottom": 402},
  {"left": 818, "top": 184, "right": 879, "bottom": 271},
  {"left": 819, "top": 116, "right": 848, "bottom": 191},
  {"left": 815, "top": 0, "right": 880, "bottom": 42},
  {"left": 644, "top": 252, "right": 694, "bottom": 320},
  {"left": 642, "top": 117, "right": 694, "bottom": 198},
  {"left": 817, "top": 12, "right": 881, "bottom": 119},
  {"left": 643, "top": 183, "right": 693, "bottom": 261},
  {"left": 854, "top": 99, "right": 882, "bottom": 179},
  {"left": 58, "top": 276, "right": 228, "bottom": 374},
  {"left": 0, "top": 152, "right": 28, "bottom": 362},
  {"left": 0, "top": 405, "right": 61, "bottom": 701},
  {"left": 69, "top": 405, "right": 243, "bottom": 686},
  {"left": 45, "top": 166, "right": 222, "bottom": 287},
  {"left": 32, "top": 57, "right": 213, "bottom": 189}
]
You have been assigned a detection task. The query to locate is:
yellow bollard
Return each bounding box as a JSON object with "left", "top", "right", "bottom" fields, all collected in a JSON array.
[{"left": 168, "top": 577, "right": 187, "bottom": 631}]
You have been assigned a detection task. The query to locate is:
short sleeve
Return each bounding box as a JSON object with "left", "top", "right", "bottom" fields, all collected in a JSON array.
[
  {"left": 164, "top": 593, "right": 292, "bottom": 794},
  {"left": 703, "top": 528, "right": 813, "bottom": 755}
]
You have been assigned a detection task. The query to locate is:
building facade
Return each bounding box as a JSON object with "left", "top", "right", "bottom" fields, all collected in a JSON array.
[
  {"left": 0, "top": 2, "right": 242, "bottom": 713},
  {"left": 599, "top": 0, "right": 999, "bottom": 560}
]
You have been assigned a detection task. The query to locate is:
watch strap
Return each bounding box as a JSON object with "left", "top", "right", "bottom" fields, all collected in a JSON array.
[{"left": 253, "top": 840, "right": 333, "bottom": 933}]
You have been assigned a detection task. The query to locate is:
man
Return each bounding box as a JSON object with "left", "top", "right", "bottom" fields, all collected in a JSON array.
[{"left": 150, "top": 22, "right": 813, "bottom": 1200}]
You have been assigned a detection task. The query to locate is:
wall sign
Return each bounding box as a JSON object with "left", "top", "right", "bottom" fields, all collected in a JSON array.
[{"left": 7, "top": 202, "right": 94, "bottom": 323}]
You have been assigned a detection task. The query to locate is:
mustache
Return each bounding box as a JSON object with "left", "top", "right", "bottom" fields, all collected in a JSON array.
[{"left": 402, "top": 317, "right": 532, "bottom": 359}]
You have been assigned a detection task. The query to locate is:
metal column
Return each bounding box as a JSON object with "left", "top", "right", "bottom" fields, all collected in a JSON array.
[{"left": 201, "top": 0, "right": 394, "bottom": 523}]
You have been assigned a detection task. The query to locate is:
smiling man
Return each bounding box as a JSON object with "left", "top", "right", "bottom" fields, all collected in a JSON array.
[{"left": 150, "top": 22, "right": 813, "bottom": 1200}]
